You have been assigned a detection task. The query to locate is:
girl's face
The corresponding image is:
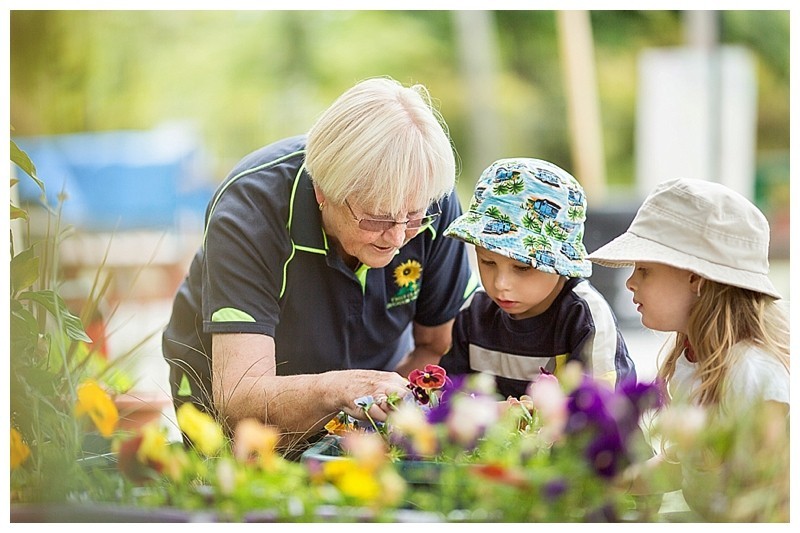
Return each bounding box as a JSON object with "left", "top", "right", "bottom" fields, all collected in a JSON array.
[
  {"left": 476, "top": 247, "right": 565, "bottom": 319},
  {"left": 625, "top": 262, "right": 698, "bottom": 333}
]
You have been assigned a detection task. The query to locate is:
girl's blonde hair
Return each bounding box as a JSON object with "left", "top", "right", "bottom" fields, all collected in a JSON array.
[
  {"left": 657, "top": 280, "right": 789, "bottom": 406},
  {"left": 305, "top": 76, "right": 457, "bottom": 216}
]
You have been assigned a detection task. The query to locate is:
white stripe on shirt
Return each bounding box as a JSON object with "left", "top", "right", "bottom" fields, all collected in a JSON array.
[
  {"left": 573, "top": 281, "right": 618, "bottom": 380},
  {"left": 468, "top": 344, "right": 552, "bottom": 382}
]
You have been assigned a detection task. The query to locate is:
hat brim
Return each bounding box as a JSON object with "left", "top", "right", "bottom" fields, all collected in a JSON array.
[
  {"left": 445, "top": 212, "right": 592, "bottom": 278},
  {"left": 587, "top": 231, "right": 781, "bottom": 299}
]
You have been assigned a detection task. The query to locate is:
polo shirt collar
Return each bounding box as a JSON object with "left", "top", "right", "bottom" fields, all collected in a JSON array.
[{"left": 289, "top": 166, "right": 328, "bottom": 254}]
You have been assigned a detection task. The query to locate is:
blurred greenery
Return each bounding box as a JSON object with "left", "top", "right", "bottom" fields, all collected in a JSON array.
[{"left": 10, "top": 10, "right": 789, "bottom": 212}]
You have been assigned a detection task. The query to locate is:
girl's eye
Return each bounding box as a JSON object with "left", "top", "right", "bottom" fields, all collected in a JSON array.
[
  {"left": 514, "top": 265, "right": 531, "bottom": 272},
  {"left": 479, "top": 259, "right": 495, "bottom": 266}
]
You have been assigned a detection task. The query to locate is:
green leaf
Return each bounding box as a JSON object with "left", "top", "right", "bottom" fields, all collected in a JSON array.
[
  {"left": 10, "top": 203, "right": 29, "bottom": 221},
  {"left": 18, "top": 289, "right": 92, "bottom": 343},
  {"left": 11, "top": 140, "right": 45, "bottom": 196},
  {"left": 10, "top": 302, "right": 42, "bottom": 361},
  {"left": 11, "top": 247, "right": 40, "bottom": 294}
]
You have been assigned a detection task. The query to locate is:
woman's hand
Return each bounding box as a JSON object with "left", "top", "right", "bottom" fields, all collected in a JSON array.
[{"left": 335, "top": 369, "right": 411, "bottom": 423}]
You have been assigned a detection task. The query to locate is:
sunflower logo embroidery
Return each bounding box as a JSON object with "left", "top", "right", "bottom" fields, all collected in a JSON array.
[
  {"left": 394, "top": 259, "right": 422, "bottom": 287},
  {"left": 388, "top": 259, "right": 423, "bottom": 309}
]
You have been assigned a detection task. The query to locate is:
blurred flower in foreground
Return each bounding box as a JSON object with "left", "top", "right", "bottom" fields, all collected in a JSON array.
[
  {"left": 74, "top": 379, "right": 119, "bottom": 437},
  {"left": 10, "top": 427, "right": 30, "bottom": 470},
  {"left": 654, "top": 403, "right": 707, "bottom": 449},
  {"left": 342, "top": 432, "right": 388, "bottom": 473},
  {"left": 446, "top": 390, "right": 499, "bottom": 449},
  {"left": 176, "top": 403, "right": 224, "bottom": 456},
  {"left": 116, "top": 422, "right": 171, "bottom": 484},
  {"left": 322, "top": 458, "right": 381, "bottom": 503},
  {"left": 387, "top": 401, "right": 439, "bottom": 458},
  {"left": 527, "top": 372, "right": 567, "bottom": 443},
  {"left": 564, "top": 375, "right": 663, "bottom": 478},
  {"left": 233, "top": 418, "right": 280, "bottom": 469},
  {"left": 321, "top": 432, "right": 406, "bottom": 508}
]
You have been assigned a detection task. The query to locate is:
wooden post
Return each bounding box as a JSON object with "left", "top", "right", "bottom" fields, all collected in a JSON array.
[
  {"left": 556, "top": 10, "right": 606, "bottom": 204},
  {"left": 453, "top": 10, "right": 503, "bottom": 184}
]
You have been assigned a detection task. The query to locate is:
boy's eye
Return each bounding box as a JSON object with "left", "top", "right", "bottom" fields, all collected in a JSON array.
[{"left": 514, "top": 265, "right": 531, "bottom": 272}]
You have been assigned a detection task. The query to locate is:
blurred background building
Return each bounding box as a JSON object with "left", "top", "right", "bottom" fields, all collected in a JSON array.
[{"left": 8, "top": 10, "right": 791, "bottom": 436}]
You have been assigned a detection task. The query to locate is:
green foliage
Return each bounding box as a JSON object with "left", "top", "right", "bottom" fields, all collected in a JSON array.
[
  {"left": 10, "top": 140, "right": 133, "bottom": 503},
  {"left": 9, "top": 11, "right": 789, "bottom": 196}
]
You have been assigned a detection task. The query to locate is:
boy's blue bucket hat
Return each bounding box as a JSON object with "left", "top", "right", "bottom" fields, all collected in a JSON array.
[{"left": 445, "top": 158, "right": 591, "bottom": 277}]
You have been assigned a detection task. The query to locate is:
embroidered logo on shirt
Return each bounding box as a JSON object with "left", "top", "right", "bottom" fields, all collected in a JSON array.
[{"left": 387, "top": 259, "right": 422, "bottom": 309}]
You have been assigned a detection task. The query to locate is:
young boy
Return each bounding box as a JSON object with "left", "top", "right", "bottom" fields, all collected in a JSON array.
[{"left": 441, "top": 158, "right": 636, "bottom": 398}]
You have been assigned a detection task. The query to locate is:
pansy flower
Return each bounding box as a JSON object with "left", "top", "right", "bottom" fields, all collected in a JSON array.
[
  {"left": 233, "top": 418, "right": 280, "bottom": 470},
  {"left": 407, "top": 364, "right": 450, "bottom": 407},
  {"left": 322, "top": 458, "right": 381, "bottom": 503},
  {"left": 563, "top": 376, "right": 663, "bottom": 478},
  {"left": 527, "top": 372, "right": 567, "bottom": 442},
  {"left": 10, "top": 427, "right": 30, "bottom": 470},
  {"left": 176, "top": 402, "right": 224, "bottom": 456},
  {"left": 471, "top": 463, "right": 529, "bottom": 489},
  {"left": 354, "top": 395, "right": 375, "bottom": 410},
  {"left": 74, "top": 379, "right": 119, "bottom": 437},
  {"left": 446, "top": 392, "right": 499, "bottom": 449},
  {"left": 386, "top": 402, "right": 438, "bottom": 457},
  {"left": 116, "top": 423, "right": 170, "bottom": 484},
  {"left": 324, "top": 413, "right": 355, "bottom": 436},
  {"left": 408, "top": 364, "right": 448, "bottom": 390}
]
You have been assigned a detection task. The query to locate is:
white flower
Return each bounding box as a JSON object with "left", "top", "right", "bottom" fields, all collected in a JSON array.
[
  {"left": 447, "top": 394, "right": 499, "bottom": 446},
  {"left": 655, "top": 404, "right": 707, "bottom": 448}
]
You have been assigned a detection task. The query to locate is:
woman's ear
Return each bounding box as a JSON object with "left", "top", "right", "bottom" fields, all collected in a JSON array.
[
  {"left": 688, "top": 273, "right": 705, "bottom": 298},
  {"left": 313, "top": 184, "right": 326, "bottom": 209}
]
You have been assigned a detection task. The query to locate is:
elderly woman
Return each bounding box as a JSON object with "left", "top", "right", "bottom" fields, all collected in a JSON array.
[{"left": 162, "top": 77, "right": 477, "bottom": 448}]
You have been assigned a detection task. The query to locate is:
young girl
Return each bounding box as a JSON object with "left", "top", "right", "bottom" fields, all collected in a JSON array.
[{"left": 587, "top": 177, "right": 789, "bottom": 518}]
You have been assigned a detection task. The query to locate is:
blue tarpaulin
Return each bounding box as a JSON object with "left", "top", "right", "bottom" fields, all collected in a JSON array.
[{"left": 13, "top": 124, "right": 215, "bottom": 231}]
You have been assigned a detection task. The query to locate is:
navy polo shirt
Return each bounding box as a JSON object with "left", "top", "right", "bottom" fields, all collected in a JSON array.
[{"left": 163, "top": 135, "right": 477, "bottom": 412}]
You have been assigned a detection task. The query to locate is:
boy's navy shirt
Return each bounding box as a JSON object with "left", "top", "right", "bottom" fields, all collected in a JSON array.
[{"left": 441, "top": 277, "right": 636, "bottom": 398}]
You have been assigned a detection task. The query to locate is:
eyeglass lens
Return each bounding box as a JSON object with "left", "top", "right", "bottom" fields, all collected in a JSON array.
[
  {"left": 359, "top": 214, "right": 438, "bottom": 232},
  {"left": 346, "top": 198, "right": 441, "bottom": 232}
]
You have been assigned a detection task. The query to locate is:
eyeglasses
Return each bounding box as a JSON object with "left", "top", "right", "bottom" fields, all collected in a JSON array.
[{"left": 344, "top": 199, "right": 441, "bottom": 232}]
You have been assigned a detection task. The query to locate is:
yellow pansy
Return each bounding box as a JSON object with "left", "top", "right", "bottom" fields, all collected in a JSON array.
[
  {"left": 176, "top": 403, "right": 224, "bottom": 456},
  {"left": 137, "top": 422, "right": 170, "bottom": 466},
  {"left": 324, "top": 416, "right": 354, "bottom": 436},
  {"left": 393, "top": 259, "right": 422, "bottom": 287},
  {"left": 323, "top": 459, "right": 380, "bottom": 503},
  {"left": 11, "top": 427, "right": 31, "bottom": 470},
  {"left": 74, "top": 379, "right": 119, "bottom": 437}
]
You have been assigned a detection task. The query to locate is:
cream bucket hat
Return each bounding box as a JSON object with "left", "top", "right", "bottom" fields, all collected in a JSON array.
[{"left": 587, "top": 178, "right": 780, "bottom": 298}]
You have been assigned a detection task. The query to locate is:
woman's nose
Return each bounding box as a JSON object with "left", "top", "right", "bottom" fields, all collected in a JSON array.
[{"left": 383, "top": 224, "right": 407, "bottom": 247}]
